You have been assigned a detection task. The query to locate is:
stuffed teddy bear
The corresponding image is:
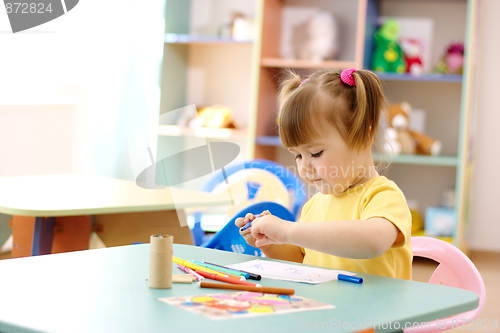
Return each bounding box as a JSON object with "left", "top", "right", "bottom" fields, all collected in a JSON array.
[
  {"left": 371, "top": 18, "right": 407, "bottom": 73},
  {"left": 385, "top": 102, "right": 442, "bottom": 156},
  {"left": 400, "top": 38, "right": 424, "bottom": 75}
]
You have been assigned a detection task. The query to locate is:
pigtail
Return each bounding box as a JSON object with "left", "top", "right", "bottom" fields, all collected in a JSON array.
[
  {"left": 350, "top": 70, "right": 384, "bottom": 151},
  {"left": 278, "top": 69, "right": 303, "bottom": 110}
]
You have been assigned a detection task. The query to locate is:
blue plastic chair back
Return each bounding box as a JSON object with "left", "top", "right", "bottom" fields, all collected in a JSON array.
[
  {"left": 203, "top": 201, "right": 296, "bottom": 256},
  {"left": 192, "top": 159, "right": 306, "bottom": 246},
  {"left": 201, "top": 159, "right": 307, "bottom": 218}
]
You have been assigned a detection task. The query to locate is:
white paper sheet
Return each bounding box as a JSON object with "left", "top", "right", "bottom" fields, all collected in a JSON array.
[{"left": 227, "top": 259, "right": 355, "bottom": 284}]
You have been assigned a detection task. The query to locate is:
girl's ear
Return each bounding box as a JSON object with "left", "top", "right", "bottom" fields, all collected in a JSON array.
[{"left": 363, "top": 126, "right": 375, "bottom": 151}]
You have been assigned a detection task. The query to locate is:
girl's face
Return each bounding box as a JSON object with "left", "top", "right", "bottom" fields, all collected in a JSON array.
[{"left": 288, "top": 124, "right": 376, "bottom": 195}]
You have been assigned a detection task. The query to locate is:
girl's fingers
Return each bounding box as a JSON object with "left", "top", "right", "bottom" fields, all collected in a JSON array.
[
  {"left": 236, "top": 213, "right": 256, "bottom": 227},
  {"left": 235, "top": 217, "right": 246, "bottom": 228},
  {"left": 255, "top": 236, "right": 271, "bottom": 248}
]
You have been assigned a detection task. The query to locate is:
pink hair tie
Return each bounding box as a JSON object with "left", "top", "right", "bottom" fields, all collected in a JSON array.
[
  {"left": 341, "top": 68, "right": 357, "bottom": 86},
  {"left": 299, "top": 78, "right": 308, "bottom": 87}
]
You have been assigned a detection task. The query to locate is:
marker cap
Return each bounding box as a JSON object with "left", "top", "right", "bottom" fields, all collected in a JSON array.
[{"left": 337, "top": 274, "right": 363, "bottom": 284}]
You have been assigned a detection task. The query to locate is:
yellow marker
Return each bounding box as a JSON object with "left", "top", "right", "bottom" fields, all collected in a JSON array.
[{"left": 173, "top": 256, "right": 227, "bottom": 277}]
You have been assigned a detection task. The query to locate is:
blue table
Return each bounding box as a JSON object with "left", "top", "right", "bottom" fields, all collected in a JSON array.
[{"left": 0, "top": 244, "right": 479, "bottom": 333}]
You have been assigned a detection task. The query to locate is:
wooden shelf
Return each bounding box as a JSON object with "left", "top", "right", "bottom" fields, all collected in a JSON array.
[
  {"left": 164, "top": 33, "right": 253, "bottom": 45},
  {"left": 260, "top": 58, "right": 357, "bottom": 69},
  {"left": 158, "top": 125, "right": 247, "bottom": 139}
]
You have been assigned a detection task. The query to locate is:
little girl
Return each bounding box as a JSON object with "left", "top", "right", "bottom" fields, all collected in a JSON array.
[{"left": 236, "top": 68, "right": 412, "bottom": 280}]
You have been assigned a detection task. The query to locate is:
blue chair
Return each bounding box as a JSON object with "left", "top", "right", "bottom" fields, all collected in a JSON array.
[
  {"left": 191, "top": 159, "right": 307, "bottom": 246},
  {"left": 203, "top": 201, "right": 296, "bottom": 256}
]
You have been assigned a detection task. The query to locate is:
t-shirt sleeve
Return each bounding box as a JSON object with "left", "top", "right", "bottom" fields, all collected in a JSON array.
[{"left": 359, "top": 181, "right": 412, "bottom": 248}]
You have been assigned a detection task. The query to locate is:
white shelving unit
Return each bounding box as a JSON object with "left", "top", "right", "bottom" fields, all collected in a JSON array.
[{"left": 159, "top": 0, "right": 258, "bottom": 190}]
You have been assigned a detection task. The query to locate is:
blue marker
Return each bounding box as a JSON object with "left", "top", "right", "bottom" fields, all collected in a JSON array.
[
  {"left": 338, "top": 274, "right": 363, "bottom": 284},
  {"left": 239, "top": 216, "right": 262, "bottom": 232}
]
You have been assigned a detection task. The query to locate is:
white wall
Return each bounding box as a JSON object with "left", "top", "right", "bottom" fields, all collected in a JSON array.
[
  {"left": 0, "top": 0, "right": 165, "bottom": 180},
  {"left": 469, "top": 0, "right": 500, "bottom": 252}
]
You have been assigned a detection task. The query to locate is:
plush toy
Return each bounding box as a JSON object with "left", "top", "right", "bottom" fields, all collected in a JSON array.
[
  {"left": 400, "top": 38, "right": 424, "bottom": 75},
  {"left": 294, "top": 12, "right": 338, "bottom": 62},
  {"left": 435, "top": 42, "right": 464, "bottom": 74},
  {"left": 371, "top": 18, "right": 407, "bottom": 73},
  {"left": 186, "top": 105, "right": 236, "bottom": 129},
  {"left": 385, "top": 102, "right": 442, "bottom": 156}
]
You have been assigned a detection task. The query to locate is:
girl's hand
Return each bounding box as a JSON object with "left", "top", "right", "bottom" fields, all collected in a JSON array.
[
  {"left": 235, "top": 210, "right": 271, "bottom": 248},
  {"left": 250, "top": 214, "right": 293, "bottom": 248}
]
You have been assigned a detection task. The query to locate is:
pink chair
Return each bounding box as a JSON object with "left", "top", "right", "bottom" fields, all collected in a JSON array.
[{"left": 404, "top": 236, "right": 486, "bottom": 333}]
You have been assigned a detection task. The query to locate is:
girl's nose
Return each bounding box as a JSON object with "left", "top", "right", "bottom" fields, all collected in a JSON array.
[{"left": 300, "top": 159, "right": 314, "bottom": 173}]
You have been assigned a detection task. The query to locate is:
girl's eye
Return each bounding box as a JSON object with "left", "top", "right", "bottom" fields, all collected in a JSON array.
[
  {"left": 311, "top": 150, "right": 323, "bottom": 158},
  {"left": 294, "top": 154, "right": 302, "bottom": 160}
]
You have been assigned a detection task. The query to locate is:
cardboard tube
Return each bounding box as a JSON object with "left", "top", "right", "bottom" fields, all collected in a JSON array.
[{"left": 149, "top": 234, "right": 173, "bottom": 289}]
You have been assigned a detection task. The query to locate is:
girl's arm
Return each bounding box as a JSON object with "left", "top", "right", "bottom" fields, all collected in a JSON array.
[
  {"left": 259, "top": 243, "right": 304, "bottom": 263},
  {"left": 251, "top": 215, "right": 399, "bottom": 259}
]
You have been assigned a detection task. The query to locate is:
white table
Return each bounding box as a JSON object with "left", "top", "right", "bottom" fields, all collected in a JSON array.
[{"left": 0, "top": 174, "right": 231, "bottom": 256}]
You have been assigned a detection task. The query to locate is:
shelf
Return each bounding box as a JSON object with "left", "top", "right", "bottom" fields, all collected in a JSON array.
[
  {"left": 164, "top": 33, "right": 253, "bottom": 45},
  {"left": 375, "top": 72, "right": 463, "bottom": 83},
  {"left": 373, "top": 154, "right": 459, "bottom": 167},
  {"left": 256, "top": 136, "right": 282, "bottom": 146},
  {"left": 258, "top": 61, "right": 462, "bottom": 82},
  {"left": 412, "top": 230, "right": 452, "bottom": 244},
  {"left": 158, "top": 125, "right": 247, "bottom": 139},
  {"left": 261, "top": 58, "right": 357, "bottom": 69},
  {"left": 256, "top": 136, "right": 458, "bottom": 166}
]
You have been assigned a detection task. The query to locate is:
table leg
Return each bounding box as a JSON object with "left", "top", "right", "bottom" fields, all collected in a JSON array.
[{"left": 32, "top": 217, "right": 55, "bottom": 256}]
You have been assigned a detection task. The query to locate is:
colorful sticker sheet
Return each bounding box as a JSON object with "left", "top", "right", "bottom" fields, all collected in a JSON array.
[{"left": 159, "top": 292, "right": 335, "bottom": 320}]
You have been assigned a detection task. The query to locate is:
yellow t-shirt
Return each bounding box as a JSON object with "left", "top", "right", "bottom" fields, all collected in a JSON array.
[{"left": 299, "top": 176, "right": 412, "bottom": 280}]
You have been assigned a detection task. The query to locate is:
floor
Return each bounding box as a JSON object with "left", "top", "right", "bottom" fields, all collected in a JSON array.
[{"left": 412, "top": 252, "right": 499, "bottom": 331}]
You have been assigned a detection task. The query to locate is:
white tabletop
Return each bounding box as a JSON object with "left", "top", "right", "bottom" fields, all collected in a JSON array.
[{"left": 0, "top": 174, "right": 231, "bottom": 217}]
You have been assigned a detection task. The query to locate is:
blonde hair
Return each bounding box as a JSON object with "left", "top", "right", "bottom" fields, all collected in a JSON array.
[{"left": 278, "top": 68, "right": 386, "bottom": 152}]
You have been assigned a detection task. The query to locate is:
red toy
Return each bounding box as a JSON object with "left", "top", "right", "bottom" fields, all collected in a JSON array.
[{"left": 400, "top": 38, "right": 424, "bottom": 75}]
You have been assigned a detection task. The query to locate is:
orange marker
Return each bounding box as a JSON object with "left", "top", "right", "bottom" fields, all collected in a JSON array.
[{"left": 200, "top": 281, "right": 295, "bottom": 295}]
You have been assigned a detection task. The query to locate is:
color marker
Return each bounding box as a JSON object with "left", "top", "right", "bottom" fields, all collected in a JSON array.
[
  {"left": 173, "top": 257, "right": 227, "bottom": 278},
  {"left": 200, "top": 281, "right": 295, "bottom": 295},
  {"left": 204, "top": 261, "right": 262, "bottom": 281},
  {"left": 194, "top": 269, "right": 259, "bottom": 287},
  {"left": 240, "top": 215, "right": 262, "bottom": 232},
  {"left": 192, "top": 260, "right": 249, "bottom": 279},
  {"left": 338, "top": 274, "right": 363, "bottom": 284},
  {"left": 177, "top": 264, "right": 204, "bottom": 281}
]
